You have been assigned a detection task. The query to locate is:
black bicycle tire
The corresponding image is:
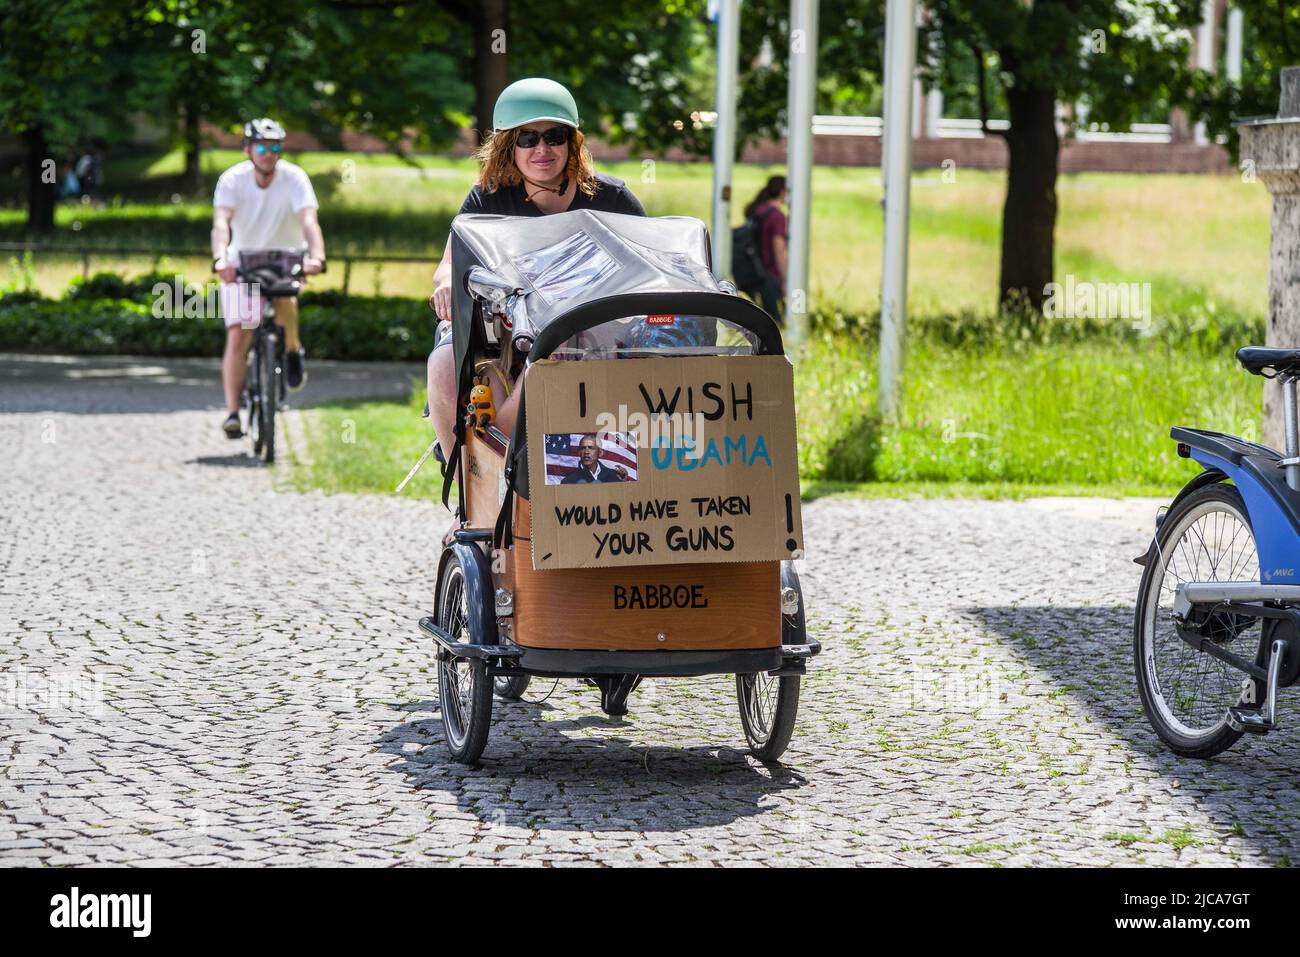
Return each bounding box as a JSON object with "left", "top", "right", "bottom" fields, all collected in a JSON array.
[{"left": 1133, "top": 482, "right": 1253, "bottom": 759}]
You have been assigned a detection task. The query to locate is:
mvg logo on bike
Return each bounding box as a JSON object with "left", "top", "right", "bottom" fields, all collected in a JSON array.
[
  {"left": 1042, "top": 274, "right": 1153, "bottom": 329},
  {"left": 151, "top": 276, "right": 262, "bottom": 320}
]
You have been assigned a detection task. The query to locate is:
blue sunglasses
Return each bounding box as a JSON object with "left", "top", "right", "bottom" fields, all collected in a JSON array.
[{"left": 253, "top": 143, "right": 282, "bottom": 155}]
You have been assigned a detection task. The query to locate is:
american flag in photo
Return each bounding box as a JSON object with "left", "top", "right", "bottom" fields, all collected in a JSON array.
[{"left": 544, "top": 431, "right": 639, "bottom": 483}]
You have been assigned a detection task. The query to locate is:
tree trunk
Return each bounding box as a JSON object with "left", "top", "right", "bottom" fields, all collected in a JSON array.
[
  {"left": 23, "top": 126, "right": 56, "bottom": 233},
  {"left": 472, "top": 0, "right": 510, "bottom": 145},
  {"left": 183, "top": 102, "right": 202, "bottom": 194},
  {"left": 998, "top": 86, "right": 1059, "bottom": 312}
]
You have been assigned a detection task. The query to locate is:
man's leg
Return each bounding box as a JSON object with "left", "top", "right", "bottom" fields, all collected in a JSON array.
[
  {"left": 275, "top": 294, "right": 302, "bottom": 351},
  {"left": 222, "top": 326, "right": 254, "bottom": 413},
  {"left": 275, "top": 295, "right": 307, "bottom": 390},
  {"left": 219, "top": 279, "right": 255, "bottom": 435},
  {"left": 760, "top": 275, "right": 785, "bottom": 325}
]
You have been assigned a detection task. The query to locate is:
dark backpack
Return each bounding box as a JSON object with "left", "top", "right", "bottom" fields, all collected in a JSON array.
[{"left": 731, "top": 207, "right": 775, "bottom": 290}]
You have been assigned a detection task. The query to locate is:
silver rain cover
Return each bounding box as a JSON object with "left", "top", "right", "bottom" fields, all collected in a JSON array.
[{"left": 450, "top": 210, "right": 719, "bottom": 339}]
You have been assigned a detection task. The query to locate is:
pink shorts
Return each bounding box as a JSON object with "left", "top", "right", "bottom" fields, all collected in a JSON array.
[
  {"left": 220, "top": 281, "right": 263, "bottom": 329},
  {"left": 219, "top": 250, "right": 302, "bottom": 328}
]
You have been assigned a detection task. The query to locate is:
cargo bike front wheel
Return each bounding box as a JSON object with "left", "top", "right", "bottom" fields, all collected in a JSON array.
[
  {"left": 737, "top": 672, "right": 800, "bottom": 761},
  {"left": 435, "top": 555, "right": 494, "bottom": 764},
  {"left": 737, "top": 561, "right": 807, "bottom": 761}
]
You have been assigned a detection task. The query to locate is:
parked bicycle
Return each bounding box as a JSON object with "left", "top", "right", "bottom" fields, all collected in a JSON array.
[{"left": 1134, "top": 346, "right": 1300, "bottom": 757}]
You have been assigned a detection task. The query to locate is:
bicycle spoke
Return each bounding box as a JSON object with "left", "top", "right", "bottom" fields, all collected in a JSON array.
[{"left": 1147, "top": 498, "right": 1257, "bottom": 738}]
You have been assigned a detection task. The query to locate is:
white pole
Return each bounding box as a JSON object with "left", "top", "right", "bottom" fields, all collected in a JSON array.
[
  {"left": 925, "top": 87, "right": 943, "bottom": 138},
  {"left": 785, "top": 0, "right": 818, "bottom": 349},
  {"left": 912, "top": 77, "right": 924, "bottom": 139},
  {"left": 1195, "top": 0, "right": 1216, "bottom": 72},
  {"left": 881, "top": 0, "right": 896, "bottom": 195},
  {"left": 1194, "top": 0, "right": 1217, "bottom": 145},
  {"left": 880, "top": 0, "right": 915, "bottom": 419},
  {"left": 711, "top": 0, "right": 741, "bottom": 278},
  {"left": 922, "top": 5, "right": 942, "bottom": 139},
  {"left": 1227, "top": 7, "right": 1244, "bottom": 85}
]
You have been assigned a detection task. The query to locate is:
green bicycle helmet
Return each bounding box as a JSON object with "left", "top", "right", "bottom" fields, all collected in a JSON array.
[{"left": 493, "top": 77, "right": 581, "bottom": 131}]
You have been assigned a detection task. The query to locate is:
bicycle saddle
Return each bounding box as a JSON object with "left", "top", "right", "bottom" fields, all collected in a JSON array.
[{"left": 1236, "top": 346, "right": 1300, "bottom": 377}]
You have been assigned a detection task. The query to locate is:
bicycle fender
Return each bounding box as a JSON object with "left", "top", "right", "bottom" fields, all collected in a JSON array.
[
  {"left": 436, "top": 541, "right": 500, "bottom": 646},
  {"left": 1133, "top": 467, "right": 1227, "bottom": 566}
]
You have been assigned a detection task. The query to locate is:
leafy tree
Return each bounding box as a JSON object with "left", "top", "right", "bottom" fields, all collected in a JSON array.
[
  {"left": 423, "top": 0, "right": 716, "bottom": 153},
  {"left": 134, "top": 0, "right": 471, "bottom": 191},
  {"left": 922, "top": 0, "right": 1200, "bottom": 311},
  {"left": 1195, "top": 1, "right": 1300, "bottom": 155},
  {"left": 0, "top": 0, "right": 151, "bottom": 229},
  {"left": 734, "top": 0, "right": 886, "bottom": 146},
  {"left": 512, "top": 0, "right": 715, "bottom": 153}
]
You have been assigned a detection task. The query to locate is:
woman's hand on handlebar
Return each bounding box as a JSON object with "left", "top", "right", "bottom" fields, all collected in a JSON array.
[
  {"left": 303, "top": 256, "right": 325, "bottom": 276},
  {"left": 430, "top": 282, "right": 452, "bottom": 322},
  {"left": 214, "top": 258, "right": 237, "bottom": 283}
]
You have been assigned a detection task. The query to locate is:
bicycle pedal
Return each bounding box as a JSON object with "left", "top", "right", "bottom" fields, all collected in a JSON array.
[{"left": 1227, "top": 707, "right": 1276, "bottom": 734}]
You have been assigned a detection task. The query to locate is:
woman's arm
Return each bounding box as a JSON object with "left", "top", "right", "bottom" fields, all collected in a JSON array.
[{"left": 431, "top": 231, "right": 453, "bottom": 321}]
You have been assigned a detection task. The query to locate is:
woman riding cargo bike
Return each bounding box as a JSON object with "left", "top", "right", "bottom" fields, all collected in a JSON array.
[{"left": 416, "top": 79, "right": 819, "bottom": 764}]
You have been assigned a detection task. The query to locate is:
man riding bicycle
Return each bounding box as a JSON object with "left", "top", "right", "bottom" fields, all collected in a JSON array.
[{"left": 212, "top": 118, "right": 326, "bottom": 438}]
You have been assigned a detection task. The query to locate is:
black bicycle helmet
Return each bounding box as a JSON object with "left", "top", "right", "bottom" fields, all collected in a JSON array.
[{"left": 242, "top": 118, "right": 287, "bottom": 142}]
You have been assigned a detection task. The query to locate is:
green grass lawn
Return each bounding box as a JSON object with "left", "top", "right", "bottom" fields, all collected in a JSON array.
[
  {"left": 0, "top": 148, "right": 1271, "bottom": 321},
  {"left": 294, "top": 334, "right": 1259, "bottom": 499}
]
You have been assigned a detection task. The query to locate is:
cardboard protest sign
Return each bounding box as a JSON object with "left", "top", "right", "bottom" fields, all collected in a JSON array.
[{"left": 525, "top": 355, "right": 803, "bottom": 569}]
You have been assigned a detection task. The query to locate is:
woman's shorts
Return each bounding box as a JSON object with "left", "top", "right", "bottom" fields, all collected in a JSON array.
[{"left": 433, "top": 318, "right": 453, "bottom": 350}]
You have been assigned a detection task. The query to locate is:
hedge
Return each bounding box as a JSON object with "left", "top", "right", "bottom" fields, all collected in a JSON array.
[
  {"left": 0, "top": 267, "right": 1268, "bottom": 363},
  {"left": 0, "top": 288, "right": 435, "bottom": 361}
]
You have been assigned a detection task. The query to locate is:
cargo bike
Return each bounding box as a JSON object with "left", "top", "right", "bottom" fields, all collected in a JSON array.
[{"left": 419, "top": 210, "right": 819, "bottom": 764}]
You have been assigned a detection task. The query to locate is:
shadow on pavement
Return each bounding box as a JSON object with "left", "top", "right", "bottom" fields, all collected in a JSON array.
[
  {"left": 378, "top": 696, "right": 807, "bottom": 833},
  {"left": 0, "top": 353, "right": 422, "bottom": 414},
  {"left": 974, "top": 604, "right": 1300, "bottom": 863},
  {"left": 189, "top": 453, "right": 264, "bottom": 468}
]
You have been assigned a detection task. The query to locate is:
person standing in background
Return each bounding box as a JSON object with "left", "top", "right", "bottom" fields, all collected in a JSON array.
[{"left": 741, "top": 175, "right": 788, "bottom": 323}]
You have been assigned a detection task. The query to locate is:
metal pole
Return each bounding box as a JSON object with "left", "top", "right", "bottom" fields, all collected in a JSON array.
[
  {"left": 1194, "top": 0, "right": 1217, "bottom": 145},
  {"left": 1226, "top": 7, "right": 1243, "bottom": 85},
  {"left": 879, "top": 0, "right": 916, "bottom": 419},
  {"left": 711, "top": 0, "right": 741, "bottom": 279},
  {"left": 925, "top": 88, "right": 943, "bottom": 138},
  {"left": 785, "top": 0, "right": 818, "bottom": 349}
]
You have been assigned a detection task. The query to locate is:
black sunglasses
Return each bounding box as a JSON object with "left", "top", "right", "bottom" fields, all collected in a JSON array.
[{"left": 515, "top": 126, "right": 571, "bottom": 149}]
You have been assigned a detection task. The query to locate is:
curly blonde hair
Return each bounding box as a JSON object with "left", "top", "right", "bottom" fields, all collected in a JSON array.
[{"left": 474, "top": 126, "right": 598, "bottom": 198}]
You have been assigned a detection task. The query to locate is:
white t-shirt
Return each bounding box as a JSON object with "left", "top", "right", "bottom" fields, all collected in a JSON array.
[{"left": 213, "top": 159, "right": 318, "bottom": 262}]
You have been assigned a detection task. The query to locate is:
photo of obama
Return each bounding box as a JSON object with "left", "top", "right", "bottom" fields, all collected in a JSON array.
[{"left": 561, "top": 434, "right": 630, "bottom": 484}]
